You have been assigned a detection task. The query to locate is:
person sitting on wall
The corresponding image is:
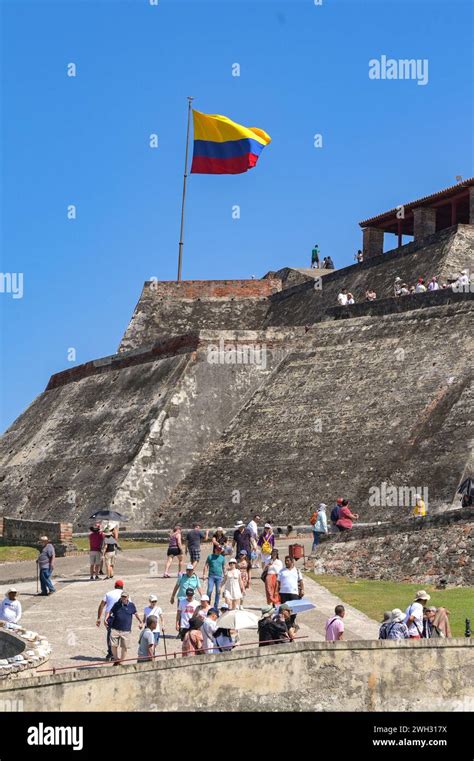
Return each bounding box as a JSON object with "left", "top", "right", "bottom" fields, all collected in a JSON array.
[
  {"left": 346, "top": 292, "right": 355, "bottom": 305},
  {"left": 326, "top": 256, "right": 335, "bottom": 269},
  {"left": 413, "top": 494, "right": 427, "bottom": 519},
  {"left": 415, "top": 278, "right": 427, "bottom": 293},
  {"left": 355, "top": 250, "right": 363, "bottom": 264},
  {"left": 365, "top": 288, "right": 377, "bottom": 301},
  {"left": 337, "top": 288, "right": 348, "bottom": 306},
  {"left": 428, "top": 276, "right": 440, "bottom": 291},
  {"left": 335, "top": 500, "right": 359, "bottom": 532},
  {"left": 399, "top": 283, "right": 410, "bottom": 296},
  {"left": 394, "top": 276, "right": 403, "bottom": 296}
]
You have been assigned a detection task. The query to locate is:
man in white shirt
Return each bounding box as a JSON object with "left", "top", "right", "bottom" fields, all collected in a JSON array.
[
  {"left": 201, "top": 608, "right": 219, "bottom": 654},
  {"left": 246, "top": 515, "right": 261, "bottom": 541},
  {"left": 415, "top": 278, "right": 427, "bottom": 293},
  {"left": 277, "top": 556, "right": 304, "bottom": 623},
  {"left": 337, "top": 289, "right": 348, "bottom": 306},
  {"left": 96, "top": 579, "right": 130, "bottom": 660},
  {"left": 428, "top": 276, "right": 439, "bottom": 291},
  {"left": 0, "top": 588, "right": 22, "bottom": 624},
  {"left": 404, "top": 590, "right": 430, "bottom": 638},
  {"left": 176, "top": 588, "right": 200, "bottom": 640}
]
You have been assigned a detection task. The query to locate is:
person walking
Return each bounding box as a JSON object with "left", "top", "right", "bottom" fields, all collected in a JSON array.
[
  {"left": 311, "top": 503, "right": 328, "bottom": 551},
  {"left": 0, "top": 588, "right": 22, "bottom": 624},
  {"left": 311, "top": 244, "right": 320, "bottom": 269},
  {"left": 88, "top": 524, "right": 104, "bottom": 580},
  {"left": 37, "top": 536, "right": 56, "bottom": 596},
  {"left": 211, "top": 527, "right": 227, "bottom": 553},
  {"left": 102, "top": 531, "right": 119, "bottom": 579},
  {"left": 163, "top": 525, "right": 184, "bottom": 578},
  {"left": 182, "top": 617, "right": 204, "bottom": 656},
  {"left": 325, "top": 605, "right": 345, "bottom": 641},
  {"left": 193, "top": 594, "right": 211, "bottom": 621},
  {"left": 142, "top": 594, "right": 164, "bottom": 650},
  {"left": 176, "top": 588, "right": 200, "bottom": 641},
  {"left": 257, "top": 524, "right": 275, "bottom": 568},
  {"left": 96, "top": 579, "right": 128, "bottom": 660},
  {"left": 404, "top": 590, "right": 430, "bottom": 639},
  {"left": 203, "top": 545, "right": 226, "bottom": 609},
  {"left": 137, "top": 616, "right": 158, "bottom": 662},
  {"left": 263, "top": 549, "right": 283, "bottom": 605},
  {"left": 276, "top": 556, "right": 304, "bottom": 624},
  {"left": 170, "top": 564, "right": 202, "bottom": 606},
  {"left": 201, "top": 608, "right": 219, "bottom": 654},
  {"left": 385, "top": 609, "right": 409, "bottom": 639},
  {"left": 246, "top": 514, "right": 261, "bottom": 568},
  {"left": 237, "top": 551, "right": 251, "bottom": 593},
  {"left": 106, "top": 591, "right": 142, "bottom": 664},
  {"left": 222, "top": 558, "right": 245, "bottom": 610},
  {"left": 185, "top": 523, "right": 209, "bottom": 571},
  {"left": 258, "top": 605, "right": 289, "bottom": 647}
]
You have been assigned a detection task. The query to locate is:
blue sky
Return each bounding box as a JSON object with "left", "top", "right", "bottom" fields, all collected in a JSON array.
[{"left": 1, "top": 0, "right": 472, "bottom": 431}]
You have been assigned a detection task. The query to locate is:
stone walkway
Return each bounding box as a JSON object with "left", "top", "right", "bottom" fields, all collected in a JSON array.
[{"left": 0, "top": 539, "right": 379, "bottom": 672}]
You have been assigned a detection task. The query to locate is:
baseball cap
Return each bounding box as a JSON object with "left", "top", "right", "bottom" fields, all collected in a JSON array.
[
  {"left": 201, "top": 595, "right": 210, "bottom": 601},
  {"left": 279, "top": 604, "right": 291, "bottom": 612},
  {"left": 120, "top": 591, "right": 129, "bottom": 598},
  {"left": 264, "top": 523, "right": 271, "bottom": 528},
  {"left": 186, "top": 563, "right": 194, "bottom": 571},
  {"left": 7, "top": 587, "right": 17, "bottom": 594},
  {"left": 220, "top": 603, "right": 229, "bottom": 610},
  {"left": 149, "top": 594, "right": 158, "bottom": 602},
  {"left": 208, "top": 608, "right": 219, "bottom": 616},
  {"left": 228, "top": 558, "right": 237, "bottom": 564},
  {"left": 115, "top": 580, "right": 124, "bottom": 588},
  {"left": 186, "top": 588, "right": 194, "bottom": 595}
]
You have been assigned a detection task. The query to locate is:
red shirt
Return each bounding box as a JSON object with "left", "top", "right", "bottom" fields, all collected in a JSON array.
[
  {"left": 336, "top": 506, "right": 353, "bottom": 530},
  {"left": 89, "top": 531, "right": 104, "bottom": 551}
]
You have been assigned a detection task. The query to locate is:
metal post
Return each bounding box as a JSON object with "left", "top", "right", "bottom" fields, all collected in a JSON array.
[
  {"left": 465, "top": 618, "right": 471, "bottom": 637},
  {"left": 177, "top": 96, "right": 194, "bottom": 282}
]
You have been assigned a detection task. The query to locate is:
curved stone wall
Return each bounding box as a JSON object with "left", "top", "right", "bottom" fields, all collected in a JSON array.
[{"left": 0, "top": 622, "right": 51, "bottom": 678}]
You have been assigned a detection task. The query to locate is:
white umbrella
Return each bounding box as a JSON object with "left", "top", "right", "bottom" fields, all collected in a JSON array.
[
  {"left": 277, "top": 598, "right": 316, "bottom": 614},
  {"left": 215, "top": 609, "right": 260, "bottom": 630}
]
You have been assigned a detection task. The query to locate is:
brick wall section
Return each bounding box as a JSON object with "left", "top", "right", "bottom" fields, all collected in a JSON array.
[
  {"left": 46, "top": 333, "right": 200, "bottom": 390},
  {"left": 145, "top": 279, "right": 281, "bottom": 299},
  {"left": 0, "top": 517, "right": 76, "bottom": 556}
]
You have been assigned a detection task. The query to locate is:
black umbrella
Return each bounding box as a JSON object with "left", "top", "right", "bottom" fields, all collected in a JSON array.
[
  {"left": 89, "top": 510, "right": 129, "bottom": 522},
  {"left": 457, "top": 478, "right": 474, "bottom": 497}
]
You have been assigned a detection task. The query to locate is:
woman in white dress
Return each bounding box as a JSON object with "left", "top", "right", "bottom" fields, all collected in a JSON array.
[{"left": 222, "top": 558, "right": 245, "bottom": 610}]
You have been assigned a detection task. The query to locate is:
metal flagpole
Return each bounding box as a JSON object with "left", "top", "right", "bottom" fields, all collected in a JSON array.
[{"left": 177, "top": 96, "right": 194, "bottom": 281}]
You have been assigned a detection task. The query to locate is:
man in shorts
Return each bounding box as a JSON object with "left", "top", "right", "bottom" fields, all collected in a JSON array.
[
  {"left": 185, "top": 523, "right": 209, "bottom": 571},
  {"left": 106, "top": 591, "right": 142, "bottom": 664}
]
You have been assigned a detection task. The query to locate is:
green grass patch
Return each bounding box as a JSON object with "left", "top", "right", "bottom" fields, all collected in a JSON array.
[
  {"left": 0, "top": 545, "right": 38, "bottom": 562},
  {"left": 307, "top": 573, "right": 474, "bottom": 637}
]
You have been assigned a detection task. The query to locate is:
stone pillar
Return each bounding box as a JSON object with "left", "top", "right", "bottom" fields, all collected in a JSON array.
[
  {"left": 469, "top": 187, "right": 474, "bottom": 224},
  {"left": 362, "top": 226, "right": 384, "bottom": 259},
  {"left": 413, "top": 207, "right": 436, "bottom": 241}
]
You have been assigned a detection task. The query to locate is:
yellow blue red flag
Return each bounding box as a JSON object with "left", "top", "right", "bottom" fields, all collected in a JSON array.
[{"left": 191, "top": 110, "right": 271, "bottom": 175}]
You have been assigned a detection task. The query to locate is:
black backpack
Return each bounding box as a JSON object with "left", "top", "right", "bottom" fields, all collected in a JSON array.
[{"left": 330, "top": 505, "right": 340, "bottom": 524}]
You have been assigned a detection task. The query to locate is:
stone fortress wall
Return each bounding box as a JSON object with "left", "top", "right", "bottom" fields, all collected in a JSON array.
[{"left": 0, "top": 222, "right": 472, "bottom": 554}]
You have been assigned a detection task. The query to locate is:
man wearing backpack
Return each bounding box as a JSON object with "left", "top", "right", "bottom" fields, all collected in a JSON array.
[
  {"left": 330, "top": 498, "right": 343, "bottom": 532},
  {"left": 404, "top": 590, "right": 430, "bottom": 639}
]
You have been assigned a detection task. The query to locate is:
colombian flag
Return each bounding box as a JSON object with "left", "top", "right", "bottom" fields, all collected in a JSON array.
[{"left": 191, "top": 110, "right": 271, "bottom": 175}]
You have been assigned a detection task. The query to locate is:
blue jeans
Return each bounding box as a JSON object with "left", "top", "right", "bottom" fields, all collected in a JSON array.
[
  {"left": 39, "top": 567, "right": 56, "bottom": 595},
  {"left": 207, "top": 575, "right": 223, "bottom": 608},
  {"left": 311, "top": 531, "right": 321, "bottom": 552}
]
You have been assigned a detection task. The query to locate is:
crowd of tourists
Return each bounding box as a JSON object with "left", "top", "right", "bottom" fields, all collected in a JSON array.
[
  {"left": 336, "top": 269, "right": 470, "bottom": 307},
  {"left": 378, "top": 590, "right": 451, "bottom": 640}
]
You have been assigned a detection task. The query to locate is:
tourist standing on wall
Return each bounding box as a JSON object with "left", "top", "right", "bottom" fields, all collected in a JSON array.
[
  {"left": 222, "top": 558, "right": 245, "bottom": 610},
  {"left": 170, "top": 564, "right": 202, "bottom": 607},
  {"left": 96, "top": 579, "right": 128, "bottom": 660},
  {"left": 142, "top": 594, "right": 164, "bottom": 649},
  {"left": 185, "top": 523, "right": 209, "bottom": 571},
  {"left": 311, "top": 244, "right": 320, "bottom": 269},
  {"left": 203, "top": 545, "right": 226, "bottom": 609},
  {"left": 325, "top": 605, "right": 345, "bottom": 641},
  {"left": 263, "top": 549, "right": 283, "bottom": 605},
  {"left": 106, "top": 591, "right": 142, "bottom": 664},
  {"left": 335, "top": 500, "right": 359, "bottom": 532},
  {"left": 137, "top": 616, "right": 158, "bottom": 662},
  {"left": 88, "top": 524, "right": 104, "bottom": 580},
  {"left": 163, "top": 525, "right": 184, "bottom": 578},
  {"left": 0, "top": 587, "right": 22, "bottom": 624},
  {"left": 257, "top": 524, "right": 275, "bottom": 568},
  {"left": 404, "top": 591, "right": 430, "bottom": 639},
  {"left": 37, "top": 536, "right": 56, "bottom": 596},
  {"left": 311, "top": 503, "right": 328, "bottom": 551}
]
